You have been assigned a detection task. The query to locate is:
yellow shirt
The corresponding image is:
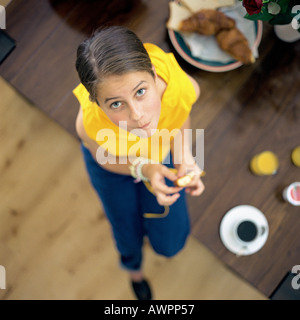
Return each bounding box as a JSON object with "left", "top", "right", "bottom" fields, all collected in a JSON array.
[{"left": 73, "top": 43, "right": 197, "bottom": 163}]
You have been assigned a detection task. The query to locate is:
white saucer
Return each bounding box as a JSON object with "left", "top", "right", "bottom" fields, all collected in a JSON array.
[{"left": 219, "top": 205, "right": 269, "bottom": 256}]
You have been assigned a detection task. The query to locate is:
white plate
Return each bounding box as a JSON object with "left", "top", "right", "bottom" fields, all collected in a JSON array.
[{"left": 219, "top": 205, "right": 269, "bottom": 256}]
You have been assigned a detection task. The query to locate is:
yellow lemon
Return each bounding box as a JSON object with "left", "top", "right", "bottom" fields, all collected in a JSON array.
[
  {"left": 291, "top": 146, "right": 300, "bottom": 167},
  {"left": 250, "top": 151, "right": 279, "bottom": 176}
]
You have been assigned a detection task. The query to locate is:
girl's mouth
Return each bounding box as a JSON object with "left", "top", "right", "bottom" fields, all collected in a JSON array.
[{"left": 138, "top": 121, "right": 151, "bottom": 129}]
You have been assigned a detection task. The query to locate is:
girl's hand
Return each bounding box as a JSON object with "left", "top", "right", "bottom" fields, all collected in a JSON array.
[
  {"left": 142, "top": 164, "right": 183, "bottom": 206},
  {"left": 175, "top": 156, "right": 205, "bottom": 197}
]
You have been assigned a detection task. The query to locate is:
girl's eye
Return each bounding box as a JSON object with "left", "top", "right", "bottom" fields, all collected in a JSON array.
[
  {"left": 111, "top": 101, "right": 122, "bottom": 109},
  {"left": 136, "top": 88, "right": 146, "bottom": 97}
]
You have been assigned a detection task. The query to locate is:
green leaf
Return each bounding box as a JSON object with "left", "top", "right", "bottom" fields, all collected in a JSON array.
[
  {"left": 277, "top": 0, "right": 290, "bottom": 13},
  {"left": 269, "top": 12, "right": 293, "bottom": 25}
]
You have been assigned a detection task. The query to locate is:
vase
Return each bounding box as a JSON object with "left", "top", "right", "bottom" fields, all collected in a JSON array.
[{"left": 274, "top": 23, "right": 300, "bottom": 43}]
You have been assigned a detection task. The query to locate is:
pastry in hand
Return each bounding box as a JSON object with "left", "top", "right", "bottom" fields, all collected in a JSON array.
[
  {"left": 216, "top": 28, "right": 255, "bottom": 64},
  {"left": 175, "top": 172, "right": 196, "bottom": 187},
  {"left": 179, "top": 9, "right": 235, "bottom": 35}
]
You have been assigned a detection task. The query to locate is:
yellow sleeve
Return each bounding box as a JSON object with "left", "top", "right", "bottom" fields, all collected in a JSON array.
[{"left": 73, "top": 83, "right": 91, "bottom": 110}]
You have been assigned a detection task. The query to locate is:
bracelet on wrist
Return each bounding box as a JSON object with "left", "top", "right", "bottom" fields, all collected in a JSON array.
[
  {"left": 129, "top": 158, "right": 141, "bottom": 179},
  {"left": 129, "top": 157, "right": 149, "bottom": 183},
  {"left": 135, "top": 158, "right": 150, "bottom": 183},
  {"left": 129, "top": 157, "right": 158, "bottom": 183}
]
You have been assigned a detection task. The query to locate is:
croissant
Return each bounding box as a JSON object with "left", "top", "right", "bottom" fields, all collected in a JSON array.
[
  {"left": 216, "top": 28, "right": 255, "bottom": 65},
  {"left": 179, "top": 9, "right": 236, "bottom": 35}
]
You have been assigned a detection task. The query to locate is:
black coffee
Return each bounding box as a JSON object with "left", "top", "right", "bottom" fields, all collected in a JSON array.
[{"left": 237, "top": 220, "right": 258, "bottom": 242}]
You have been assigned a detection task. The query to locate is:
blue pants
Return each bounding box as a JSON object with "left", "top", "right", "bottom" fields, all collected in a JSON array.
[{"left": 81, "top": 144, "right": 190, "bottom": 271}]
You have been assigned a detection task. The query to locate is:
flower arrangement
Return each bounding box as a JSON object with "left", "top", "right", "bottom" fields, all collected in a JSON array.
[{"left": 239, "top": 0, "right": 300, "bottom": 29}]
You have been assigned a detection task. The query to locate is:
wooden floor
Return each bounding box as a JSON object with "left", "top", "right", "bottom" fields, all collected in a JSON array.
[{"left": 0, "top": 77, "right": 267, "bottom": 300}]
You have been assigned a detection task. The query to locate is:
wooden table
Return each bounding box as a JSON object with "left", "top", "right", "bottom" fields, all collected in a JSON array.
[{"left": 1, "top": 0, "right": 300, "bottom": 298}]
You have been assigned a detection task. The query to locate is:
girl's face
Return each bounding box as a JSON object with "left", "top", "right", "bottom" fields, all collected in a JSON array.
[{"left": 97, "top": 69, "right": 162, "bottom": 137}]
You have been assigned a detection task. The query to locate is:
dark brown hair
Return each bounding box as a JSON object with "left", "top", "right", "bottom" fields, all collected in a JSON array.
[{"left": 76, "top": 26, "right": 154, "bottom": 103}]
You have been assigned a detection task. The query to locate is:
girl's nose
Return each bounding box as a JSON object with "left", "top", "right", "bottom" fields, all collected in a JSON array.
[{"left": 129, "top": 103, "right": 143, "bottom": 122}]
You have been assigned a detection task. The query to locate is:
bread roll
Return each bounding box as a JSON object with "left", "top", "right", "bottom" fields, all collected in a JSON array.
[{"left": 167, "top": 2, "right": 192, "bottom": 31}]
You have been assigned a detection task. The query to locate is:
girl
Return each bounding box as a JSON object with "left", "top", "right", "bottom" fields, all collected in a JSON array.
[{"left": 74, "top": 26, "right": 204, "bottom": 300}]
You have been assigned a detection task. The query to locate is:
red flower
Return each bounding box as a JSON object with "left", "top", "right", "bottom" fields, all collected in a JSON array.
[{"left": 242, "top": 0, "right": 263, "bottom": 15}]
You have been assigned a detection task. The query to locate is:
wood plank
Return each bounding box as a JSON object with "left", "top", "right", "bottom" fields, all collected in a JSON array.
[
  {"left": 0, "top": 0, "right": 78, "bottom": 80},
  {"left": 50, "top": 92, "right": 79, "bottom": 138}
]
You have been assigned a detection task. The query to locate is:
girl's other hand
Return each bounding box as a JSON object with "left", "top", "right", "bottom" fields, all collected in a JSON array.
[
  {"left": 142, "top": 164, "right": 183, "bottom": 206},
  {"left": 175, "top": 160, "right": 205, "bottom": 197}
]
